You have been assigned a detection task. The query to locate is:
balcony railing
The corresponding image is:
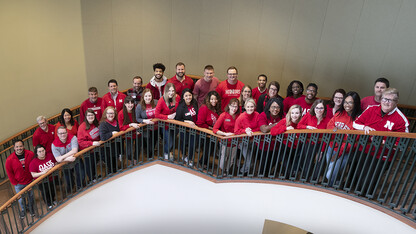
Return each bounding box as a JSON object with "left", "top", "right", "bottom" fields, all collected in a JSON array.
[{"left": 1, "top": 119, "right": 416, "bottom": 233}]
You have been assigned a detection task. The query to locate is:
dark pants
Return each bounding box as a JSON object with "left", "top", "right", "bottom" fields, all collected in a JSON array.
[
  {"left": 38, "top": 180, "right": 56, "bottom": 207},
  {"left": 63, "top": 161, "right": 85, "bottom": 193}
]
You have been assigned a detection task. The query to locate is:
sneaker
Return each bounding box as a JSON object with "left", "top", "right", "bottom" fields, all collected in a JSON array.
[
  {"left": 169, "top": 152, "right": 174, "bottom": 160},
  {"left": 53, "top": 201, "right": 58, "bottom": 206},
  {"left": 48, "top": 205, "right": 53, "bottom": 210},
  {"left": 184, "top": 157, "right": 193, "bottom": 167},
  {"left": 164, "top": 153, "right": 169, "bottom": 160},
  {"left": 19, "top": 211, "right": 25, "bottom": 219}
]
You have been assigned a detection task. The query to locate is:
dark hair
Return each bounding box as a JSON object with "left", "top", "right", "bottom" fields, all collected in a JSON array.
[
  {"left": 84, "top": 109, "right": 99, "bottom": 130},
  {"left": 153, "top": 63, "right": 166, "bottom": 72},
  {"left": 59, "top": 108, "right": 75, "bottom": 126},
  {"left": 286, "top": 80, "right": 304, "bottom": 97},
  {"left": 264, "top": 98, "right": 284, "bottom": 120},
  {"left": 176, "top": 62, "right": 185, "bottom": 68},
  {"left": 307, "top": 83, "right": 318, "bottom": 93},
  {"left": 122, "top": 96, "right": 137, "bottom": 126},
  {"left": 204, "top": 65, "right": 214, "bottom": 70},
  {"left": 310, "top": 99, "right": 327, "bottom": 117},
  {"left": 179, "top": 88, "right": 198, "bottom": 107},
  {"left": 140, "top": 88, "right": 156, "bottom": 110},
  {"left": 258, "top": 74, "right": 268, "bottom": 82},
  {"left": 239, "top": 85, "right": 252, "bottom": 107},
  {"left": 13, "top": 139, "right": 24, "bottom": 147},
  {"left": 336, "top": 91, "right": 362, "bottom": 121},
  {"left": 133, "top": 76, "right": 142, "bottom": 82},
  {"left": 34, "top": 144, "right": 46, "bottom": 158},
  {"left": 268, "top": 81, "right": 280, "bottom": 93},
  {"left": 204, "top": 91, "right": 221, "bottom": 115},
  {"left": 328, "top": 89, "right": 346, "bottom": 108},
  {"left": 224, "top": 98, "right": 240, "bottom": 115},
  {"left": 88, "top": 87, "right": 98, "bottom": 93},
  {"left": 227, "top": 66, "right": 238, "bottom": 74},
  {"left": 375, "top": 77, "right": 390, "bottom": 88},
  {"left": 108, "top": 79, "right": 118, "bottom": 86}
]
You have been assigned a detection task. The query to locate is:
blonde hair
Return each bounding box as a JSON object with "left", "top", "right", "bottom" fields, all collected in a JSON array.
[
  {"left": 243, "top": 98, "right": 256, "bottom": 109},
  {"left": 286, "top": 105, "right": 302, "bottom": 126}
]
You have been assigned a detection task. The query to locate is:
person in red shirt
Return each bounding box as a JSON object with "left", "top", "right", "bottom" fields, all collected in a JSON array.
[
  {"left": 295, "top": 83, "right": 319, "bottom": 116},
  {"left": 80, "top": 87, "right": 103, "bottom": 122},
  {"left": 55, "top": 108, "right": 79, "bottom": 137},
  {"left": 146, "top": 63, "right": 168, "bottom": 100},
  {"left": 251, "top": 74, "right": 268, "bottom": 104},
  {"left": 33, "top": 116, "right": 55, "bottom": 153},
  {"left": 257, "top": 81, "right": 284, "bottom": 114},
  {"left": 101, "top": 79, "right": 127, "bottom": 112},
  {"left": 127, "top": 76, "right": 144, "bottom": 105},
  {"left": 29, "top": 144, "right": 57, "bottom": 209},
  {"left": 360, "top": 77, "right": 389, "bottom": 111},
  {"left": 78, "top": 109, "right": 101, "bottom": 181},
  {"left": 213, "top": 98, "right": 240, "bottom": 174},
  {"left": 234, "top": 98, "right": 260, "bottom": 174},
  {"left": 155, "top": 83, "right": 180, "bottom": 159},
  {"left": 193, "top": 65, "right": 220, "bottom": 107},
  {"left": 118, "top": 96, "right": 141, "bottom": 164},
  {"left": 5, "top": 140, "right": 35, "bottom": 218},
  {"left": 216, "top": 66, "right": 245, "bottom": 111},
  {"left": 167, "top": 62, "right": 195, "bottom": 96},
  {"left": 283, "top": 80, "right": 305, "bottom": 114},
  {"left": 239, "top": 85, "right": 252, "bottom": 113},
  {"left": 323, "top": 91, "right": 362, "bottom": 185},
  {"left": 326, "top": 89, "right": 346, "bottom": 119}
]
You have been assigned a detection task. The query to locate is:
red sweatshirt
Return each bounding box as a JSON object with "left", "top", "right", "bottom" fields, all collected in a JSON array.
[
  {"left": 216, "top": 80, "right": 245, "bottom": 111},
  {"left": 155, "top": 95, "right": 180, "bottom": 120},
  {"left": 33, "top": 124, "right": 55, "bottom": 153},
  {"left": 327, "top": 111, "right": 353, "bottom": 130},
  {"left": 6, "top": 150, "right": 34, "bottom": 185},
  {"left": 101, "top": 91, "right": 127, "bottom": 112},
  {"left": 270, "top": 118, "right": 298, "bottom": 135},
  {"left": 118, "top": 111, "right": 135, "bottom": 131},
  {"left": 167, "top": 75, "right": 195, "bottom": 96},
  {"left": 252, "top": 87, "right": 267, "bottom": 104},
  {"left": 283, "top": 95, "right": 305, "bottom": 114},
  {"left": 196, "top": 105, "right": 219, "bottom": 128},
  {"left": 55, "top": 120, "right": 79, "bottom": 137},
  {"left": 234, "top": 112, "right": 260, "bottom": 135},
  {"left": 298, "top": 113, "right": 331, "bottom": 129},
  {"left": 213, "top": 112, "right": 239, "bottom": 134},
  {"left": 77, "top": 122, "right": 100, "bottom": 150},
  {"left": 294, "top": 98, "right": 317, "bottom": 116},
  {"left": 80, "top": 97, "right": 103, "bottom": 122}
]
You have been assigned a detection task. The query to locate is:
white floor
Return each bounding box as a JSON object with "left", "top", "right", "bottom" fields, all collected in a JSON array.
[{"left": 32, "top": 164, "right": 415, "bottom": 234}]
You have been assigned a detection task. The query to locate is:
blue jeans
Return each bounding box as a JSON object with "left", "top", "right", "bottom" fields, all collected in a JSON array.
[
  {"left": 325, "top": 146, "right": 350, "bottom": 186},
  {"left": 179, "top": 132, "right": 195, "bottom": 160},
  {"left": 63, "top": 161, "right": 85, "bottom": 193},
  {"left": 163, "top": 129, "right": 176, "bottom": 155},
  {"left": 14, "top": 183, "right": 34, "bottom": 214}
]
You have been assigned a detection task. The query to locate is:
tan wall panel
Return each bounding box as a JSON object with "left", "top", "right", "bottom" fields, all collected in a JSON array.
[{"left": 0, "top": 0, "right": 87, "bottom": 140}]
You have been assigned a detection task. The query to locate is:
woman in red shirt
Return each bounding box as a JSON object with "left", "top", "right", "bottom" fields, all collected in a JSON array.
[
  {"left": 119, "top": 96, "right": 140, "bottom": 165},
  {"left": 55, "top": 108, "right": 79, "bottom": 137},
  {"left": 326, "top": 89, "right": 346, "bottom": 119},
  {"left": 283, "top": 80, "right": 305, "bottom": 114},
  {"left": 213, "top": 98, "right": 240, "bottom": 174},
  {"left": 234, "top": 98, "right": 260, "bottom": 174},
  {"left": 239, "top": 85, "right": 252, "bottom": 113}
]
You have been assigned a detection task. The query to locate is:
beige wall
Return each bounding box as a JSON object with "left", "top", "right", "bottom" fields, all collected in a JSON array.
[
  {"left": 0, "top": 0, "right": 88, "bottom": 140},
  {"left": 1, "top": 0, "right": 416, "bottom": 141}
]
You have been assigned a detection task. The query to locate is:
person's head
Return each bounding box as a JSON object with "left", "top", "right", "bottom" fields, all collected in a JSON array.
[
  {"left": 310, "top": 99, "right": 326, "bottom": 118},
  {"left": 224, "top": 98, "right": 240, "bottom": 116},
  {"left": 108, "top": 79, "right": 118, "bottom": 95},
  {"left": 244, "top": 98, "right": 256, "bottom": 115},
  {"left": 175, "top": 62, "right": 185, "bottom": 78},
  {"left": 153, "top": 63, "right": 166, "bottom": 81},
  {"left": 268, "top": 81, "right": 280, "bottom": 98},
  {"left": 34, "top": 144, "right": 46, "bottom": 160},
  {"left": 122, "top": 96, "right": 136, "bottom": 125},
  {"left": 205, "top": 91, "right": 221, "bottom": 114},
  {"left": 56, "top": 126, "right": 68, "bottom": 143},
  {"left": 84, "top": 109, "right": 98, "bottom": 130},
  {"left": 203, "top": 65, "right": 215, "bottom": 82},
  {"left": 132, "top": 76, "right": 143, "bottom": 91},
  {"left": 330, "top": 89, "right": 346, "bottom": 108},
  {"left": 338, "top": 91, "right": 361, "bottom": 121},
  {"left": 381, "top": 87, "right": 399, "bottom": 113},
  {"left": 305, "top": 83, "right": 318, "bottom": 101},
  {"left": 265, "top": 98, "right": 284, "bottom": 120},
  {"left": 286, "top": 105, "right": 302, "bottom": 125},
  {"left": 140, "top": 88, "right": 156, "bottom": 109},
  {"left": 88, "top": 87, "right": 99, "bottom": 103},
  {"left": 13, "top": 140, "right": 24, "bottom": 155},
  {"left": 374, "top": 77, "right": 390, "bottom": 99},
  {"left": 286, "top": 80, "right": 304, "bottom": 97},
  {"left": 180, "top": 88, "right": 194, "bottom": 106},
  {"left": 60, "top": 108, "right": 74, "bottom": 126},
  {"left": 102, "top": 106, "right": 117, "bottom": 122},
  {"left": 240, "top": 85, "right": 252, "bottom": 103},
  {"left": 226, "top": 66, "right": 238, "bottom": 84},
  {"left": 257, "top": 74, "right": 267, "bottom": 90},
  {"left": 36, "top": 116, "right": 48, "bottom": 131},
  {"left": 163, "top": 83, "right": 176, "bottom": 101}
]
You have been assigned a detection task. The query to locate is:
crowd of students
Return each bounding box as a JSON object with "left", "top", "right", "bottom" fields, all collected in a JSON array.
[{"left": 5, "top": 62, "right": 410, "bottom": 218}]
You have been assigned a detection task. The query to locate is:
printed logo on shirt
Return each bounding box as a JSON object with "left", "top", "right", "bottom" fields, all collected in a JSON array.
[
  {"left": 335, "top": 122, "right": 350, "bottom": 130},
  {"left": 225, "top": 119, "right": 231, "bottom": 122},
  {"left": 302, "top": 108, "right": 310, "bottom": 116},
  {"left": 19, "top": 158, "right": 25, "bottom": 168},
  {"left": 89, "top": 127, "right": 99, "bottom": 139},
  {"left": 119, "top": 99, "right": 123, "bottom": 103},
  {"left": 211, "top": 114, "right": 217, "bottom": 124},
  {"left": 225, "top": 89, "right": 241, "bottom": 95},
  {"left": 39, "top": 160, "right": 55, "bottom": 172},
  {"left": 384, "top": 120, "right": 395, "bottom": 130}
]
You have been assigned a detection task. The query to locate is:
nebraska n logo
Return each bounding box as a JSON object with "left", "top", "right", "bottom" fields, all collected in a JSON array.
[{"left": 384, "top": 120, "right": 394, "bottom": 130}]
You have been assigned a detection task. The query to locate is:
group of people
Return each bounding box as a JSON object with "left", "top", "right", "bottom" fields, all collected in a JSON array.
[{"left": 6, "top": 62, "right": 410, "bottom": 218}]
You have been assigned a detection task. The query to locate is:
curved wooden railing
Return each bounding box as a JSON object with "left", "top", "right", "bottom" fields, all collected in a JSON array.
[{"left": 2, "top": 118, "right": 416, "bottom": 232}]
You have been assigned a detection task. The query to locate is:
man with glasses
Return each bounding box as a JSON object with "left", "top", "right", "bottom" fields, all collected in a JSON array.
[
  {"left": 33, "top": 116, "right": 55, "bottom": 153},
  {"left": 216, "top": 66, "right": 245, "bottom": 111},
  {"left": 295, "top": 83, "right": 319, "bottom": 116},
  {"left": 6, "top": 140, "right": 35, "bottom": 218},
  {"left": 361, "top": 77, "right": 390, "bottom": 111},
  {"left": 52, "top": 127, "right": 84, "bottom": 193}
]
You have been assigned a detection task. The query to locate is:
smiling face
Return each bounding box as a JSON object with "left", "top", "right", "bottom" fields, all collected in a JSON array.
[
  {"left": 381, "top": 93, "right": 398, "bottom": 113},
  {"left": 204, "top": 69, "right": 214, "bottom": 82},
  {"left": 258, "top": 76, "right": 267, "bottom": 89},
  {"left": 88, "top": 91, "right": 98, "bottom": 103},
  {"left": 176, "top": 65, "right": 185, "bottom": 78},
  {"left": 108, "top": 82, "right": 118, "bottom": 95},
  {"left": 268, "top": 85, "right": 278, "bottom": 98},
  {"left": 167, "top": 87, "right": 175, "bottom": 99},
  {"left": 86, "top": 112, "right": 95, "bottom": 124},
  {"left": 333, "top": 92, "right": 344, "bottom": 107},
  {"left": 154, "top": 68, "right": 164, "bottom": 81},
  {"left": 106, "top": 109, "right": 115, "bottom": 122},
  {"left": 290, "top": 108, "right": 301, "bottom": 123},
  {"left": 242, "top": 87, "right": 252, "bottom": 100},
  {"left": 374, "top": 82, "right": 387, "bottom": 99},
  {"left": 314, "top": 103, "right": 325, "bottom": 118},
  {"left": 229, "top": 102, "right": 239, "bottom": 115},
  {"left": 57, "top": 128, "right": 68, "bottom": 143},
  {"left": 343, "top": 96, "right": 354, "bottom": 114},
  {"left": 37, "top": 118, "right": 48, "bottom": 131},
  {"left": 269, "top": 102, "right": 281, "bottom": 117},
  {"left": 209, "top": 94, "right": 218, "bottom": 107},
  {"left": 306, "top": 86, "right": 317, "bottom": 100},
  {"left": 133, "top": 78, "right": 142, "bottom": 91},
  {"left": 227, "top": 69, "right": 238, "bottom": 84},
  {"left": 184, "top": 91, "right": 193, "bottom": 105},
  {"left": 125, "top": 101, "right": 134, "bottom": 112},
  {"left": 292, "top": 82, "right": 301, "bottom": 96},
  {"left": 37, "top": 147, "right": 46, "bottom": 160},
  {"left": 245, "top": 101, "right": 255, "bottom": 115},
  {"left": 14, "top": 141, "right": 24, "bottom": 155},
  {"left": 143, "top": 91, "right": 153, "bottom": 104},
  {"left": 63, "top": 112, "right": 71, "bottom": 124}
]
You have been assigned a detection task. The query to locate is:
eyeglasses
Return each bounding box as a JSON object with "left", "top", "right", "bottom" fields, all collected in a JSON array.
[
  {"left": 307, "top": 89, "right": 316, "bottom": 93},
  {"left": 334, "top": 96, "right": 343, "bottom": 100},
  {"left": 107, "top": 112, "right": 115, "bottom": 115},
  {"left": 344, "top": 101, "right": 354, "bottom": 105},
  {"left": 315, "top": 107, "right": 324, "bottom": 110},
  {"left": 57, "top": 132, "right": 67, "bottom": 135},
  {"left": 269, "top": 88, "right": 277, "bottom": 92},
  {"left": 229, "top": 105, "right": 238, "bottom": 109},
  {"left": 381, "top": 97, "right": 397, "bottom": 103},
  {"left": 270, "top": 106, "right": 280, "bottom": 110}
]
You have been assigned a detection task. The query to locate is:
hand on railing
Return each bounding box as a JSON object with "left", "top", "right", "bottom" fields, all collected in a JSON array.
[
  {"left": 306, "top": 126, "right": 317, "bottom": 130},
  {"left": 143, "top": 119, "right": 155, "bottom": 124},
  {"left": 111, "top": 131, "right": 119, "bottom": 136},
  {"left": 184, "top": 120, "right": 196, "bottom": 128},
  {"left": 167, "top": 113, "right": 176, "bottom": 119},
  {"left": 64, "top": 155, "right": 76, "bottom": 162},
  {"left": 129, "top": 123, "right": 140, "bottom": 129},
  {"left": 245, "top": 127, "right": 253, "bottom": 136},
  {"left": 92, "top": 141, "right": 101, "bottom": 146},
  {"left": 364, "top": 126, "right": 376, "bottom": 134}
]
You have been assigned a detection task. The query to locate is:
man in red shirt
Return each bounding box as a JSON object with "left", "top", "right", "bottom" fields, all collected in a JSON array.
[
  {"left": 216, "top": 66, "right": 245, "bottom": 111},
  {"left": 32, "top": 116, "right": 55, "bottom": 153},
  {"left": 360, "top": 77, "right": 389, "bottom": 111},
  {"left": 80, "top": 87, "right": 103, "bottom": 122},
  {"left": 146, "top": 63, "right": 168, "bottom": 100},
  {"left": 193, "top": 65, "right": 220, "bottom": 107},
  {"left": 167, "top": 62, "right": 194, "bottom": 96},
  {"left": 101, "top": 79, "right": 126, "bottom": 112},
  {"left": 5, "top": 140, "right": 35, "bottom": 218},
  {"left": 251, "top": 74, "right": 268, "bottom": 104},
  {"left": 294, "top": 83, "right": 319, "bottom": 116}
]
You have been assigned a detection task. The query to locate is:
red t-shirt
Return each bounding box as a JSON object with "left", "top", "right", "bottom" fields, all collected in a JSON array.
[
  {"left": 196, "top": 105, "right": 219, "bottom": 128},
  {"left": 252, "top": 87, "right": 267, "bottom": 104},
  {"left": 29, "top": 152, "right": 57, "bottom": 180},
  {"left": 216, "top": 80, "right": 245, "bottom": 111}
]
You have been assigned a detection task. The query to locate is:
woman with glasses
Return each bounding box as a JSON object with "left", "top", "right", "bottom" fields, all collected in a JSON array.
[
  {"left": 326, "top": 89, "right": 346, "bottom": 119},
  {"left": 283, "top": 80, "right": 304, "bottom": 114},
  {"left": 256, "top": 81, "right": 283, "bottom": 113}
]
